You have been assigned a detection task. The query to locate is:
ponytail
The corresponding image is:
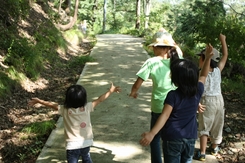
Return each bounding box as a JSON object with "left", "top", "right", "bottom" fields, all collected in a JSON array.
[{"left": 169, "top": 47, "right": 180, "bottom": 64}]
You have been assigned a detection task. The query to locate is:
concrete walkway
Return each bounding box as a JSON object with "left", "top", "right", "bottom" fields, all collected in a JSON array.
[{"left": 36, "top": 34, "right": 218, "bottom": 163}]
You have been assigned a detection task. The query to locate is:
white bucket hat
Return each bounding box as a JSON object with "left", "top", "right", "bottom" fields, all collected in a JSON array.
[
  {"left": 196, "top": 48, "right": 220, "bottom": 62},
  {"left": 148, "top": 30, "right": 176, "bottom": 47}
]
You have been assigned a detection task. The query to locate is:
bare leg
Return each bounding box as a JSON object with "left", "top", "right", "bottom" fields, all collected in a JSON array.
[
  {"left": 200, "top": 135, "right": 208, "bottom": 154},
  {"left": 211, "top": 143, "right": 217, "bottom": 149}
]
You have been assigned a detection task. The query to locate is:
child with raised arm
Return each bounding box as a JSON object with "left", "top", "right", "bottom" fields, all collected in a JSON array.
[
  {"left": 194, "top": 34, "right": 228, "bottom": 161},
  {"left": 28, "top": 83, "right": 121, "bottom": 163},
  {"left": 139, "top": 44, "right": 214, "bottom": 163}
]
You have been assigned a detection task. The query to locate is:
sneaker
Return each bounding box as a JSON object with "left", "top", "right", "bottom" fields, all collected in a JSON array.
[
  {"left": 193, "top": 150, "right": 206, "bottom": 161},
  {"left": 210, "top": 146, "right": 220, "bottom": 155}
]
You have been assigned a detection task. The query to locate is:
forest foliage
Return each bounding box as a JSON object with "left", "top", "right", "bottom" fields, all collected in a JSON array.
[{"left": 0, "top": 0, "right": 245, "bottom": 98}]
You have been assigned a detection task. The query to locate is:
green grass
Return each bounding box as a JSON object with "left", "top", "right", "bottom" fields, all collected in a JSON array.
[
  {"left": 0, "top": 70, "right": 18, "bottom": 97},
  {"left": 222, "top": 77, "right": 245, "bottom": 96},
  {"left": 69, "top": 55, "right": 95, "bottom": 68},
  {"left": 21, "top": 120, "right": 56, "bottom": 136}
]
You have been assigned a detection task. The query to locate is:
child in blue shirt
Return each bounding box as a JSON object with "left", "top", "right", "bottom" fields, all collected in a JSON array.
[{"left": 140, "top": 44, "right": 214, "bottom": 163}]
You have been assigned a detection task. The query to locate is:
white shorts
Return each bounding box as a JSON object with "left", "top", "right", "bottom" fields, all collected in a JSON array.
[{"left": 198, "top": 95, "right": 224, "bottom": 144}]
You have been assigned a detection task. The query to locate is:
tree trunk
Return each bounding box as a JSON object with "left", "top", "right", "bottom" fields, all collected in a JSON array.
[
  {"left": 58, "top": 0, "right": 79, "bottom": 31},
  {"left": 135, "top": 0, "right": 141, "bottom": 29},
  {"left": 64, "top": 0, "right": 71, "bottom": 13},
  {"left": 58, "top": 0, "right": 63, "bottom": 13},
  {"left": 91, "top": 0, "right": 98, "bottom": 29},
  {"left": 102, "top": 0, "right": 107, "bottom": 33},
  {"left": 144, "top": 0, "right": 151, "bottom": 29},
  {"left": 112, "top": 0, "right": 116, "bottom": 28}
]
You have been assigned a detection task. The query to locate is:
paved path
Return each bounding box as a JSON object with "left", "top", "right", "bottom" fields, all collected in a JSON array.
[{"left": 36, "top": 34, "right": 218, "bottom": 163}]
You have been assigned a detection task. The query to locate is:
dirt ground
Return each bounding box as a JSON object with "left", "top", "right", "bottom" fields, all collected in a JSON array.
[{"left": 0, "top": 39, "right": 93, "bottom": 163}]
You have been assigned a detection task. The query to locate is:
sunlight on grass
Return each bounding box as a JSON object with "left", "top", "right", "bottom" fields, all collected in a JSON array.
[
  {"left": 21, "top": 120, "right": 56, "bottom": 135},
  {"left": 19, "top": 133, "right": 29, "bottom": 140},
  {"left": 63, "top": 29, "right": 83, "bottom": 46}
]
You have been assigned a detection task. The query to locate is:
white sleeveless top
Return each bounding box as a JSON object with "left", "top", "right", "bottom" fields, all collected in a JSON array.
[{"left": 203, "top": 67, "right": 222, "bottom": 96}]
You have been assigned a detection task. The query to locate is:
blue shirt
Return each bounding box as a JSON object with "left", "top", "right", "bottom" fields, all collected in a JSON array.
[{"left": 161, "top": 82, "right": 204, "bottom": 140}]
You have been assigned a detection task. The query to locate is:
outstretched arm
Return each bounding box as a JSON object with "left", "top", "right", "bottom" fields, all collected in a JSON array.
[
  {"left": 92, "top": 82, "right": 121, "bottom": 108},
  {"left": 199, "top": 44, "right": 213, "bottom": 84},
  {"left": 129, "top": 77, "right": 144, "bottom": 98},
  {"left": 140, "top": 104, "right": 173, "bottom": 146},
  {"left": 28, "top": 98, "right": 58, "bottom": 110},
  {"left": 218, "top": 34, "right": 228, "bottom": 72}
]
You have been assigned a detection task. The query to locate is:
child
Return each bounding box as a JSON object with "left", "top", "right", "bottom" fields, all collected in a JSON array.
[
  {"left": 80, "top": 20, "right": 87, "bottom": 34},
  {"left": 139, "top": 44, "right": 214, "bottom": 163},
  {"left": 194, "top": 34, "right": 228, "bottom": 161},
  {"left": 129, "top": 29, "right": 181, "bottom": 163},
  {"left": 28, "top": 83, "right": 121, "bottom": 163}
]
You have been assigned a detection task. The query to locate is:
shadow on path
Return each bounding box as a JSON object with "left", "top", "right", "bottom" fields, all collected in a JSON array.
[{"left": 36, "top": 34, "right": 218, "bottom": 163}]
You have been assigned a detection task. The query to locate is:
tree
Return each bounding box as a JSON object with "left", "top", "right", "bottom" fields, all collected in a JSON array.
[
  {"left": 144, "top": 0, "right": 151, "bottom": 29},
  {"left": 103, "top": 0, "right": 107, "bottom": 33},
  {"left": 63, "top": 0, "right": 71, "bottom": 13},
  {"left": 111, "top": 0, "right": 116, "bottom": 28},
  {"left": 58, "top": 0, "right": 79, "bottom": 31},
  {"left": 168, "top": 0, "right": 225, "bottom": 48},
  {"left": 91, "top": 0, "right": 98, "bottom": 29},
  {"left": 135, "top": 0, "right": 141, "bottom": 29}
]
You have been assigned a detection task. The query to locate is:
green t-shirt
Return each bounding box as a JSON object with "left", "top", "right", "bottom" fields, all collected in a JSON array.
[{"left": 137, "top": 57, "right": 176, "bottom": 113}]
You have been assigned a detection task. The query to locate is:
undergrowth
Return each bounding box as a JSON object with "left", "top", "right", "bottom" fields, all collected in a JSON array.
[{"left": 0, "top": 1, "right": 67, "bottom": 99}]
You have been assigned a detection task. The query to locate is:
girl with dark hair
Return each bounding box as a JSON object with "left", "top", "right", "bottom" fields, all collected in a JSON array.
[
  {"left": 64, "top": 85, "right": 87, "bottom": 108},
  {"left": 28, "top": 83, "right": 121, "bottom": 163},
  {"left": 139, "top": 44, "right": 214, "bottom": 163}
]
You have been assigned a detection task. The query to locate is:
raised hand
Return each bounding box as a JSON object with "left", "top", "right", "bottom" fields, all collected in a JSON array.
[
  {"left": 219, "top": 33, "right": 226, "bottom": 42},
  {"left": 205, "top": 43, "right": 214, "bottom": 59},
  {"left": 109, "top": 82, "right": 121, "bottom": 93}
]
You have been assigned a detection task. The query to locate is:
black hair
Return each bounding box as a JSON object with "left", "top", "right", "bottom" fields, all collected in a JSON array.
[
  {"left": 64, "top": 85, "right": 87, "bottom": 108},
  {"left": 170, "top": 59, "right": 199, "bottom": 97},
  {"left": 169, "top": 47, "right": 180, "bottom": 64},
  {"left": 200, "top": 53, "right": 218, "bottom": 69},
  {"left": 155, "top": 45, "right": 172, "bottom": 49},
  {"left": 155, "top": 46, "right": 180, "bottom": 62}
]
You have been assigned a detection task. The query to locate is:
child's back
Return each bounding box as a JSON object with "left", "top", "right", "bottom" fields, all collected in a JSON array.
[{"left": 139, "top": 44, "right": 214, "bottom": 163}]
